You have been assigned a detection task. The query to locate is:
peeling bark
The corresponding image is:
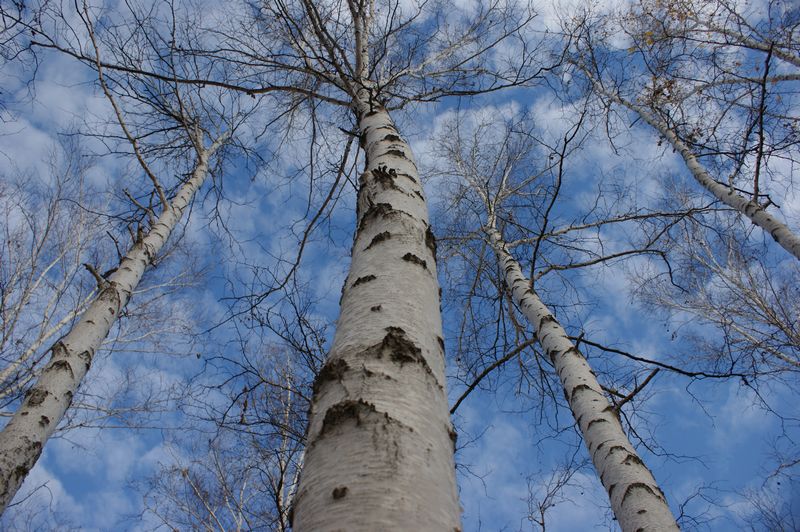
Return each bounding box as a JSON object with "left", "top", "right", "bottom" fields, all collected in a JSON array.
[
  {"left": 292, "top": 97, "right": 460, "bottom": 531},
  {"left": 0, "top": 135, "right": 228, "bottom": 512},
  {"left": 486, "top": 227, "right": 678, "bottom": 532}
]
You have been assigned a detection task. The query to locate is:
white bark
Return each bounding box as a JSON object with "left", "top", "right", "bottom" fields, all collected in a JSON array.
[
  {"left": 0, "top": 134, "right": 228, "bottom": 512},
  {"left": 485, "top": 227, "right": 679, "bottom": 532},
  {"left": 292, "top": 96, "right": 461, "bottom": 531},
  {"left": 592, "top": 81, "right": 800, "bottom": 262}
]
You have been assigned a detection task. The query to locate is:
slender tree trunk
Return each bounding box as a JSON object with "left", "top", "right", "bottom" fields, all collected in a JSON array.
[
  {"left": 592, "top": 80, "right": 800, "bottom": 261},
  {"left": 0, "top": 135, "right": 227, "bottom": 512},
  {"left": 292, "top": 95, "right": 461, "bottom": 531},
  {"left": 485, "top": 226, "right": 679, "bottom": 532}
]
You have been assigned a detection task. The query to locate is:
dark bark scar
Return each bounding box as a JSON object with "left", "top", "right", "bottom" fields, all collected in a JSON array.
[
  {"left": 353, "top": 275, "right": 377, "bottom": 287},
  {"left": 402, "top": 253, "right": 427, "bottom": 269}
]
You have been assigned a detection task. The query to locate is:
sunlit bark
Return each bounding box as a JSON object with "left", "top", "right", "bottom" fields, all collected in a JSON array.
[
  {"left": 0, "top": 134, "right": 228, "bottom": 511},
  {"left": 292, "top": 91, "right": 460, "bottom": 530},
  {"left": 485, "top": 225, "right": 679, "bottom": 532}
]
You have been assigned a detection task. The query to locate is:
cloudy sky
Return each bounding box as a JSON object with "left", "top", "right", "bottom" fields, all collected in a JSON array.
[{"left": 1, "top": 0, "right": 798, "bottom": 530}]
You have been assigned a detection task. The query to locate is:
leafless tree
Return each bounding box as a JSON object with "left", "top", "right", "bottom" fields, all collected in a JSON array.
[
  {"left": 41, "top": 1, "right": 558, "bottom": 527},
  {"left": 566, "top": 0, "right": 800, "bottom": 261},
  {"left": 0, "top": 2, "right": 260, "bottom": 509},
  {"left": 432, "top": 109, "right": 691, "bottom": 529},
  {"left": 0, "top": 139, "right": 106, "bottom": 405}
]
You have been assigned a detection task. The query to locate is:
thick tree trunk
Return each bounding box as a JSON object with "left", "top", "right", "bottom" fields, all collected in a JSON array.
[
  {"left": 292, "top": 96, "right": 461, "bottom": 531},
  {"left": 0, "top": 136, "right": 226, "bottom": 512},
  {"left": 595, "top": 82, "right": 800, "bottom": 261},
  {"left": 486, "top": 227, "right": 679, "bottom": 532}
]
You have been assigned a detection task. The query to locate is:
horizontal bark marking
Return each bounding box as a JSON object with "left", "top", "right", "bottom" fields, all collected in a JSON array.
[
  {"left": 622, "top": 482, "right": 666, "bottom": 504},
  {"left": 370, "top": 305, "right": 382, "bottom": 312},
  {"left": 360, "top": 366, "right": 394, "bottom": 382},
  {"left": 378, "top": 327, "right": 439, "bottom": 387},
  {"left": 537, "top": 314, "right": 557, "bottom": 331},
  {"left": 594, "top": 440, "right": 619, "bottom": 461},
  {"left": 357, "top": 203, "right": 417, "bottom": 232},
  {"left": 382, "top": 149, "right": 407, "bottom": 159},
  {"left": 382, "top": 327, "right": 423, "bottom": 367},
  {"left": 384, "top": 143, "right": 406, "bottom": 151},
  {"left": 365, "top": 231, "right": 392, "bottom": 250},
  {"left": 343, "top": 329, "right": 440, "bottom": 389},
  {"left": 570, "top": 383, "right": 595, "bottom": 401},
  {"left": 332, "top": 486, "right": 348, "bottom": 500},
  {"left": 314, "top": 399, "right": 411, "bottom": 444},
  {"left": 402, "top": 253, "right": 427, "bottom": 269},
  {"left": 623, "top": 454, "right": 645, "bottom": 466},
  {"left": 25, "top": 388, "right": 48, "bottom": 407},
  {"left": 312, "top": 358, "right": 349, "bottom": 396},
  {"left": 352, "top": 274, "right": 377, "bottom": 287},
  {"left": 371, "top": 165, "right": 402, "bottom": 191},
  {"left": 318, "top": 399, "right": 382, "bottom": 437},
  {"left": 606, "top": 445, "right": 627, "bottom": 456},
  {"left": 48, "top": 360, "right": 74, "bottom": 379},
  {"left": 563, "top": 347, "right": 583, "bottom": 359},
  {"left": 358, "top": 202, "right": 393, "bottom": 231},
  {"left": 586, "top": 418, "right": 610, "bottom": 430},
  {"left": 383, "top": 134, "right": 403, "bottom": 143}
]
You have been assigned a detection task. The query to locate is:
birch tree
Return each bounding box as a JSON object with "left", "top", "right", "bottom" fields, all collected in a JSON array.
[
  {"left": 0, "top": 141, "right": 106, "bottom": 405},
  {"left": 633, "top": 202, "right": 799, "bottom": 377},
  {"left": 484, "top": 230, "right": 678, "bottom": 531},
  {"left": 18, "top": 0, "right": 547, "bottom": 525},
  {"left": 142, "top": 332, "right": 315, "bottom": 531},
  {"left": 0, "top": 5, "right": 250, "bottom": 506},
  {"left": 567, "top": 0, "right": 800, "bottom": 261},
  {"left": 145, "top": 280, "right": 329, "bottom": 531},
  {"left": 433, "top": 111, "right": 679, "bottom": 530},
  {"left": 0, "top": 130, "right": 230, "bottom": 511},
  {"left": 193, "top": 2, "right": 540, "bottom": 528},
  {"left": 554, "top": 1, "right": 800, "bottom": 385}
]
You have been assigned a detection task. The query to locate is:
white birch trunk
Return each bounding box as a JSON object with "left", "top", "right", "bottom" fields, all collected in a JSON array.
[
  {"left": 0, "top": 135, "right": 227, "bottom": 512},
  {"left": 485, "top": 227, "right": 679, "bottom": 532},
  {"left": 595, "top": 82, "right": 800, "bottom": 261},
  {"left": 292, "top": 95, "right": 461, "bottom": 531}
]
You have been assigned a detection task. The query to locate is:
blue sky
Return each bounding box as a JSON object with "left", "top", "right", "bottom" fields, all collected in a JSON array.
[{"left": 1, "top": 0, "right": 799, "bottom": 530}]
